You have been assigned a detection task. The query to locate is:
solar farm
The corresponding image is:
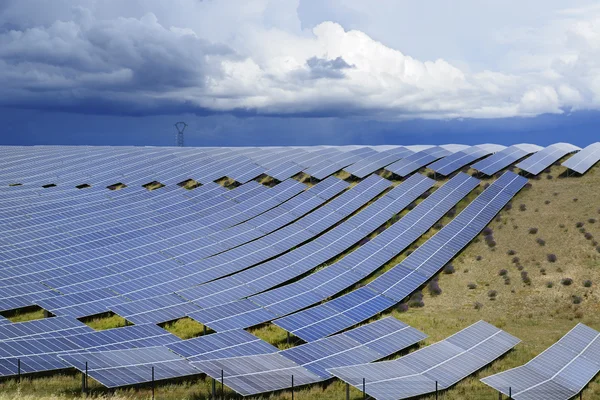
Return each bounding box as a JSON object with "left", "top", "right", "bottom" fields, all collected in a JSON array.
[{"left": 0, "top": 143, "right": 599, "bottom": 400}]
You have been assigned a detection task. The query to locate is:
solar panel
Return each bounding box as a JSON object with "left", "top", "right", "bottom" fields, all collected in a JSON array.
[
  {"left": 274, "top": 172, "right": 527, "bottom": 342},
  {"left": 472, "top": 144, "right": 543, "bottom": 175},
  {"left": 516, "top": 143, "right": 581, "bottom": 175},
  {"left": 481, "top": 323, "right": 600, "bottom": 399},
  {"left": 59, "top": 346, "right": 199, "bottom": 388},
  {"left": 0, "top": 316, "right": 93, "bottom": 341},
  {"left": 167, "top": 330, "right": 278, "bottom": 361},
  {"left": 192, "top": 317, "right": 426, "bottom": 396},
  {"left": 329, "top": 321, "right": 520, "bottom": 400},
  {"left": 386, "top": 146, "right": 453, "bottom": 177},
  {"left": 345, "top": 148, "right": 414, "bottom": 178},
  {"left": 187, "top": 173, "right": 476, "bottom": 332},
  {"left": 428, "top": 144, "right": 506, "bottom": 176},
  {"left": 562, "top": 142, "right": 600, "bottom": 174}
]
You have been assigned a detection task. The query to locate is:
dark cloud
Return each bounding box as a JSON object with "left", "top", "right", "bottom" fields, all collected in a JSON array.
[{"left": 305, "top": 56, "right": 354, "bottom": 79}]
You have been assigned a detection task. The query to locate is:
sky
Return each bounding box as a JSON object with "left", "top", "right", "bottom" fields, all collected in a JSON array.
[{"left": 0, "top": 0, "right": 599, "bottom": 147}]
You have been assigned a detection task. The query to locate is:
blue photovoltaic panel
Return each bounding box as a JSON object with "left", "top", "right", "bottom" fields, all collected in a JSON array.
[
  {"left": 516, "top": 143, "right": 580, "bottom": 175},
  {"left": 345, "top": 147, "right": 413, "bottom": 178},
  {"left": 192, "top": 317, "right": 425, "bottom": 396},
  {"left": 472, "top": 144, "right": 542, "bottom": 175},
  {"left": 0, "top": 316, "right": 93, "bottom": 341},
  {"left": 562, "top": 142, "right": 600, "bottom": 174},
  {"left": 481, "top": 323, "right": 600, "bottom": 400},
  {"left": 428, "top": 144, "right": 506, "bottom": 176},
  {"left": 59, "top": 346, "right": 200, "bottom": 388},
  {"left": 330, "top": 321, "right": 520, "bottom": 400},
  {"left": 274, "top": 172, "right": 526, "bottom": 342},
  {"left": 167, "top": 330, "right": 278, "bottom": 361},
  {"left": 386, "top": 146, "right": 452, "bottom": 177},
  {"left": 189, "top": 173, "right": 474, "bottom": 332}
]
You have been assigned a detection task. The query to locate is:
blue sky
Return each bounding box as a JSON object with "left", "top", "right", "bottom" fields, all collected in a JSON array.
[{"left": 1, "top": 0, "right": 599, "bottom": 147}]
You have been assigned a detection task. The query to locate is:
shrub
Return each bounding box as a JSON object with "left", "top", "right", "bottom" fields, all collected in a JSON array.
[
  {"left": 504, "top": 203, "right": 513, "bottom": 211},
  {"left": 524, "top": 182, "right": 532, "bottom": 189},
  {"left": 476, "top": 255, "right": 482, "bottom": 261},
  {"left": 536, "top": 238, "right": 546, "bottom": 246},
  {"left": 482, "top": 227, "right": 493, "bottom": 236},
  {"left": 467, "top": 283, "right": 477, "bottom": 290},
  {"left": 597, "top": 246, "right": 600, "bottom": 253},
  {"left": 507, "top": 249, "right": 517, "bottom": 256},
  {"left": 504, "top": 276, "right": 511, "bottom": 285},
  {"left": 396, "top": 303, "right": 409, "bottom": 313},
  {"left": 408, "top": 292, "right": 425, "bottom": 308},
  {"left": 546, "top": 175, "right": 553, "bottom": 180},
  {"left": 446, "top": 207, "right": 456, "bottom": 218},
  {"left": 540, "top": 268, "right": 546, "bottom": 275},
  {"left": 443, "top": 264, "right": 455, "bottom": 274},
  {"left": 584, "top": 280, "right": 592, "bottom": 288},
  {"left": 561, "top": 278, "right": 573, "bottom": 286},
  {"left": 546, "top": 281, "right": 554, "bottom": 288},
  {"left": 573, "top": 198, "right": 578, "bottom": 202},
  {"left": 584, "top": 233, "right": 593, "bottom": 240},
  {"left": 559, "top": 224, "right": 565, "bottom": 228},
  {"left": 576, "top": 222, "right": 584, "bottom": 228},
  {"left": 544, "top": 200, "right": 551, "bottom": 204},
  {"left": 572, "top": 295, "right": 582, "bottom": 305},
  {"left": 433, "top": 222, "right": 444, "bottom": 230},
  {"left": 529, "top": 227, "right": 538, "bottom": 234},
  {"left": 474, "top": 301, "right": 483, "bottom": 310},
  {"left": 483, "top": 183, "right": 490, "bottom": 189},
  {"left": 512, "top": 256, "right": 520, "bottom": 264},
  {"left": 521, "top": 271, "right": 531, "bottom": 285},
  {"left": 517, "top": 265, "right": 524, "bottom": 271},
  {"left": 486, "top": 239, "right": 497, "bottom": 248},
  {"left": 553, "top": 192, "right": 559, "bottom": 196},
  {"left": 428, "top": 280, "right": 442, "bottom": 296},
  {"left": 488, "top": 290, "right": 497, "bottom": 299},
  {"left": 547, "top": 254, "right": 557, "bottom": 262},
  {"left": 498, "top": 269, "right": 508, "bottom": 276},
  {"left": 579, "top": 228, "right": 586, "bottom": 233},
  {"left": 519, "top": 204, "right": 527, "bottom": 211},
  {"left": 588, "top": 218, "right": 596, "bottom": 224}
]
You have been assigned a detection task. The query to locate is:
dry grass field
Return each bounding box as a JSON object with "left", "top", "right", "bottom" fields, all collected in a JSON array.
[{"left": 1, "top": 163, "right": 598, "bottom": 399}]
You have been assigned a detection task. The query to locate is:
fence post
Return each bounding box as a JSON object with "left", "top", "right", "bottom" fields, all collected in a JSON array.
[
  {"left": 509, "top": 387, "right": 512, "bottom": 399},
  {"left": 291, "top": 375, "right": 294, "bottom": 400},
  {"left": 287, "top": 332, "right": 290, "bottom": 346},
  {"left": 17, "top": 359, "right": 20, "bottom": 385},
  {"left": 212, "top": 378, "right": 216, "bottom": 400},
  {"left": 363, "top": 377, "right": 366, "bottom": 400},
  {"left": 346, "top": 382, "right": 350, "bottom": 400},
  {"left": 151, "top": 366, "right": 155, "bottom": 400},
  {"left": 221, "top": 369, "right": 224, "bottom": 400},
  {"left": 435, "top": 381, "right": 438, "bottom": 399}
]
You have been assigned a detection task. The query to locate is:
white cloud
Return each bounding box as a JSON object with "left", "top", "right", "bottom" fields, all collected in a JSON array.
[{"left": 2, "top": 0, "right": 600, "bottom": 119}]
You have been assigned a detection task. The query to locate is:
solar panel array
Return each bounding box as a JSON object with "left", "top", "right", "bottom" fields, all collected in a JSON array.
[
  {"left": 192, "top": 317, "right": 426, "bottom": 396},
  {"left": 274, "top": 171, "right": 527, "bottom": 342},
  {"left": 187, "top": 173, "right": 478, "bottom": 332},
  {"left": 472, "top": 144, "right": 543, "bottom": 175},
  {"left": 481, "top": 323, "right": 600, "bottom": 400},
  {"left": 516, "top": 143, "right": 581, "bottom": 175},
  {"left": 330, "top": 321, "right": 520, "bottom": 400},
  {"left": 428, "top": 144, "right": 506, "bottom": 176},
  {"left": 0, "top": 143, "right": 596, "bottom": 396},
  {"left": 562, "top": 142, "right": 600, "bottom": 174}
]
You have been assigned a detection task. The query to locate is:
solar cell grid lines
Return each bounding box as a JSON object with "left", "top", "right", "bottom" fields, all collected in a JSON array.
[
  {"left": 192, "top": 317, "right": 426, "bottom": 396},
  {"left": 516, "top": 143, "right": 581, "bottom": 176},
  {"left": 59, "top": 346, "right": 200, "bottom": 388},
  {"left": 329, "top": 321, "right": 520, "bottom": 400},
  {"left": 481, "top": 323, "right": 600, "bottom": 400},
  {"left": 385, "top": 146, "right": 453, "bottom": 177},
  {"left": 274, "top": 172, "right": 527, "bottom": 342},
  {"left": 472, "top": 143, "right": 543, "bottom": 176},
  {"left": 562, "top": 142, "right": 600, "bottom": 174}
]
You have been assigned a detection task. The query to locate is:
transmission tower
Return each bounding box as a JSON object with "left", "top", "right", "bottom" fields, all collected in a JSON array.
[{"left": 174, "top": 122, "right": 188, "bottom": 147}]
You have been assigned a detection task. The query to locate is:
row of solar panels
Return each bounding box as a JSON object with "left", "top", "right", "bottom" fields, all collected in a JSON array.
[
  {"left": 1, "top": 142, "right": 598, "bottom": 189},
  {"left": 0, "top": 161, "right": 524, "bottom": 334},
  {"left": 0, "top": 311, "right": 595, "bottom": 400}
]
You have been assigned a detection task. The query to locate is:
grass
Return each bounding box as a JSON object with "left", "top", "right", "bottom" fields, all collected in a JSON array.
[
  {"left": 2, "top": 163, "right": 599, "bottom": 399},
  {"left": 83, "top": 313, "right": 128, "bottom": 331},
  {"left": 162, "top": 317, "right": 206, "bottom": 339}
]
